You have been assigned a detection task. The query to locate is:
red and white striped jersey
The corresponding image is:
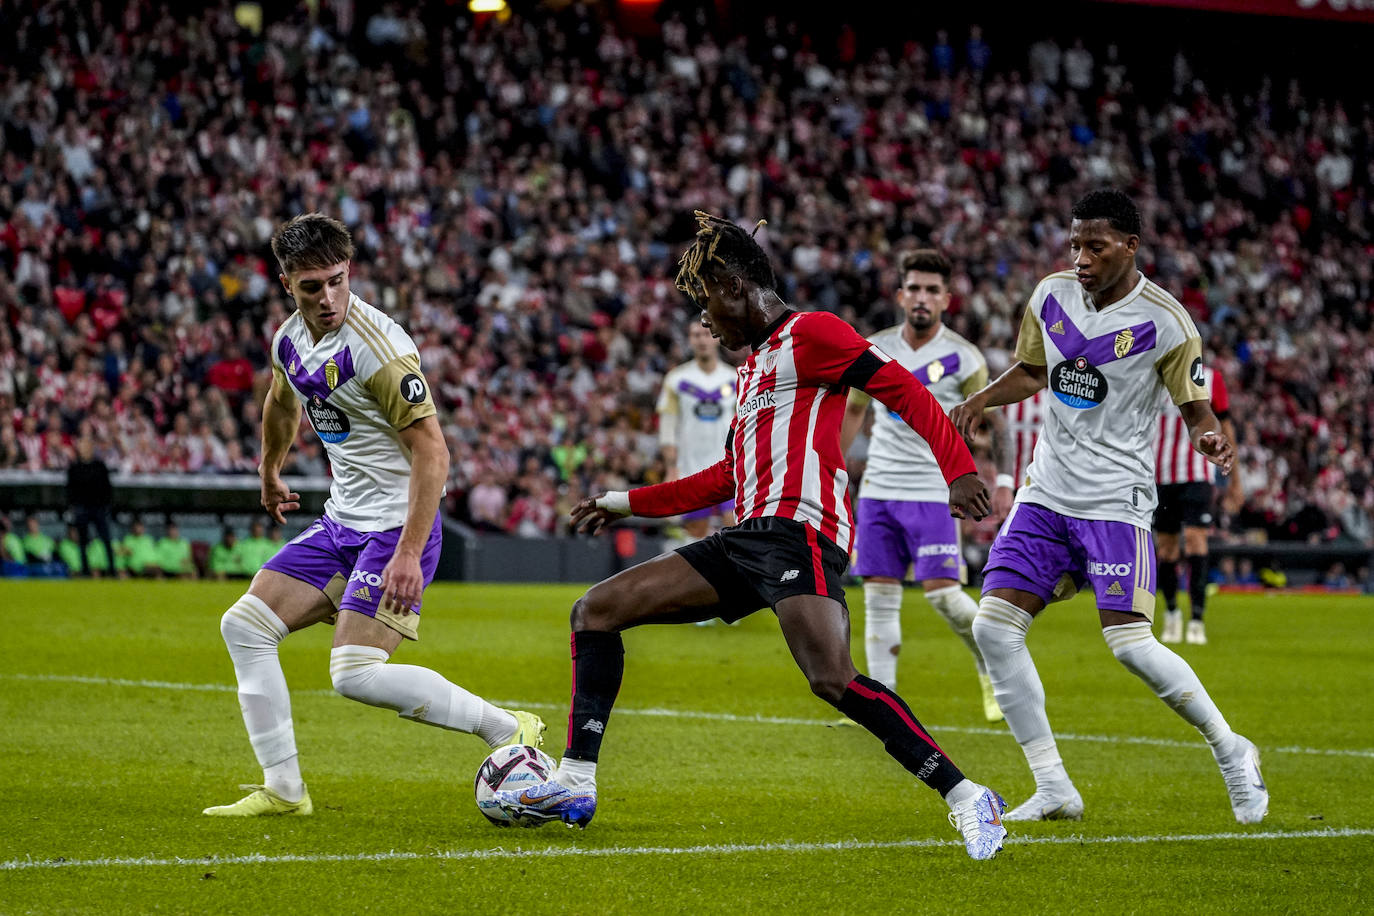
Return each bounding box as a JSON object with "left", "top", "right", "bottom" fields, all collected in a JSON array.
[
  {"left": 1002, "top": 389, "right": 1046, "bottom": 488},
  {"left": 628, "top": 311, "right": 977, "bottom": 553},
  {"left": 1155, "top": 365, "right": 1229, "bottom": 484}
]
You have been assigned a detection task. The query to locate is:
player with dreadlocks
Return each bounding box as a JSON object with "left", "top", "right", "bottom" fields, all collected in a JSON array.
[{"left": 496, "top": 212, "right": 1010, "bottom": 860}]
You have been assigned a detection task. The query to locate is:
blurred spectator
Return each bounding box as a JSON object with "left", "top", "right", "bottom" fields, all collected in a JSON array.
[
  {"left": 1063, "top": 37, "right": 1094, "bottom": 91},
  {"left": 1, "top": 515, "right": 26, "bottom": 570},
  {"left": 65, "top": 437, "right": 116, "bottom": 577},
  {"left": 1322, "top": 562, "right": 1353, "bottom": 590},
  {"left": 118, "top": 519, "right": 158, "bottom": 579},
  {"left": 209, "top": 527, "right": 246, "bottom": 580},
  {"left": 155, "top": 522, "right": 196, "bottom": 579},
  {"left": 21, "top": 515, "right": 55, "bottom": 564},
  {"left": 239, "top": 520, "right": 277, "bottom": 573}
]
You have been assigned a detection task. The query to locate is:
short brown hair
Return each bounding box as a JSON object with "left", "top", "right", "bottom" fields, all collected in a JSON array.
[
  {"left": 900, "top": 249, "right": 952, "bottom": 287},
  {"left": 270, "top": 213, "right": 355, "bottom": 276}
]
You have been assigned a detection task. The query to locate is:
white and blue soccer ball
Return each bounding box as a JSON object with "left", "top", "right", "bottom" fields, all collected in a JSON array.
[{"left": 474, "top": 744, "right": 556, "bottom": 826}]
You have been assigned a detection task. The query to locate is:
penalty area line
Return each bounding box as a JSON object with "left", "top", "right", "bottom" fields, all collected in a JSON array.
[
  {"left": 4, "top": 828, "right": 1374, "bottom": 872},
  {"left": 7, "top": 672, "right": 1374, "bottom": 760}
]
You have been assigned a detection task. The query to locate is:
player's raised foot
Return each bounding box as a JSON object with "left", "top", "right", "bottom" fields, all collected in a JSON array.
[
  {"left": 495, "top": 778, "right": 597, "bottom": 828},
  {"left": 1216, "top": 735, "right": 1268, "bottom": 824},
  {"left": 202, "top": 784, "right": 313, "bottom": 817},
  {"left": 947, "top": 784, "right": 1007, "bottom": 860},
  {"left": 978, "top": 673, "right": 1004, "bottom": 723},
  {"left": 500, "top": 710, "right": 547, "bottom": 748},
  {"left": 1186, "top": 619, "right": 1208, "bottom": 645},
  {"left": 1161, "top": 610, "right": 1183, "bottom": 644},
  {"left": 1003, "top": 783, "right": 1084, "bottom": 821}
]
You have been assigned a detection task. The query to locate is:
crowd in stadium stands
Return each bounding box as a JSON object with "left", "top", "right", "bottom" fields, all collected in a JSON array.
[
  {"left": 0, "top": 509, "right": 282, "bottom": 579},
  {"left": 1, "top": 1, "right": 1371, "bottom": 548}
]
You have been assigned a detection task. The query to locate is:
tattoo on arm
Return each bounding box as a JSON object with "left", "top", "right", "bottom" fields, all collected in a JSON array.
[{"left": 986, "top": 408, "right": 1014, "bottom": 476}]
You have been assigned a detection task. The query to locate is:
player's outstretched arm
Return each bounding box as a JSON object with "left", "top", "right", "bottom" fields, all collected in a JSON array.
[
  {"left": 259, "top": 371, "right": 303, "bottom": 524},
  {"left": 573, "top": 453, "right": 735, "bottom": 535},
  {"left": 949, "top": 361, "right": 1047, "bottom": 438},
  {"left": 1179, "top": 399, "right": 1235, "bottom": 475}
]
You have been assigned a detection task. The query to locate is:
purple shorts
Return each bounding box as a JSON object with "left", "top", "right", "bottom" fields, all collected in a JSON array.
[
  {"left": 262, "top": 513, "right": 443, "bottom": 634},
  {"left": 983, "top": 502, "right": 1155, "bottom": 615},
  {"left": 851, "top": 498, "right": 964, "bottom": 583},
  {"left": 683, "top": 499, "right": 736, "bottom": 522}
]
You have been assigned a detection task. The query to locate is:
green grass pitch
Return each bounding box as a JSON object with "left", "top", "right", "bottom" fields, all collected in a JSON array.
[{"left": 1, "top": 579, "right": 1370, "bottom": 914}]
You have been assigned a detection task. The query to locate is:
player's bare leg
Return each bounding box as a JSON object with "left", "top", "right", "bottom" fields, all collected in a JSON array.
[{"left": 776, "top": 594, "right": 1005, "bottom": 859}]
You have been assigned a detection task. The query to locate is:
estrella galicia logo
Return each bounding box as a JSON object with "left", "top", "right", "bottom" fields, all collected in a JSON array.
[
  {"left": 1189, "top": 357, "right": 1205, "bottom": 387},
  {"left": 693, "top": 400, "right": 724, "bottom": 420},
  {"left": 306, "top": 395, "right": 351, "bottom": 443},
  {"left": 1050, "top": 356, "right": 1109, "bottom": 409},
  {"left": 400, "top": 373, "right": 428, "bottom": 405}
]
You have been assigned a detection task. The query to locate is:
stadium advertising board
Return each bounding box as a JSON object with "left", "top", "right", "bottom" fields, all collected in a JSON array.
[{"left": 1093, "top": 0, "right": 1374, "bottom": 21}]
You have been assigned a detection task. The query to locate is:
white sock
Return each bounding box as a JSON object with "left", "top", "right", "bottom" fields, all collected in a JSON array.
[
  {"left": 329, "top": 646, "right": 518, "bottom": 747},
  {"left": 944, "top": 778, "right": 981, "bottom": 810},
  {"left": 862, "top": 581, "right": 904, "bottom": 688},
  {"left": 1103, "top": 621, "right": 1235, "bottom": 751},
  {"left": 973, "top": 595, "right": 1070, "bottom": 789},
  {"left": 927, "top": 584, "right": 989, "bottom": 675},
  {"left": 220, "top": 595, "right": 303, "bottom": 802},
  {"left": 557, "top": 757, "right": 597, "bottom": 788}
]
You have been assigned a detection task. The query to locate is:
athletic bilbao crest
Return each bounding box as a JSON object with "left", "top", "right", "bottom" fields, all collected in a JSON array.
[
  {"left": 762, "top": 350, "right": 779, "bottom": 375},
  {"left": 1113, "top": 328, "right": 1135, "bottom": 359}
]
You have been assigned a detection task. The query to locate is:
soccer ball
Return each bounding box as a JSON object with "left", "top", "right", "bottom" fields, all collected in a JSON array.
[{"left": 474, "top": 744, "right": 557, "bottom": 827}]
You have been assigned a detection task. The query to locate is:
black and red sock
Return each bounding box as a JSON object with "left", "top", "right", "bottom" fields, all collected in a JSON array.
[
  {"left": 838, "top": 674, "right": 965, "bottom": 797},
  {"left": 564, "top": 630, "right": 624, "bottom": 763}
]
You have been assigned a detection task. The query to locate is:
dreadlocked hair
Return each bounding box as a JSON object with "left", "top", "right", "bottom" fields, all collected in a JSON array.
[{"left": 674, "top": 210, "right": 775, "bottom": 305}]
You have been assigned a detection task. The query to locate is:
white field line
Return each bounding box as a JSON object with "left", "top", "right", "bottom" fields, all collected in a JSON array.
[
  {"left": 3, "top": 828, "right": 1373, "bottom": 872},
  {"left": 6, "top": 672, "right": 1374, "bottom": 761}
]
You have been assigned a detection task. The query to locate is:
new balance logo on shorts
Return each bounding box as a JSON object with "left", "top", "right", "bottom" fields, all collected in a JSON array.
[
  {"left": 779, "top": 569, "right": 799, "bottom": 582},
  {"left": 581, "top": 719, "right": 605, "bottom": 734}
]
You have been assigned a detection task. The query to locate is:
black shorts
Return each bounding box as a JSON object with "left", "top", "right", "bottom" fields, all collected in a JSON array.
[
  {"left": 1153, "top": 482, "right": 1215, "bottom": 534},
  {"left": 677, "top": 517, "right": 850, "bottom": 623}
]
